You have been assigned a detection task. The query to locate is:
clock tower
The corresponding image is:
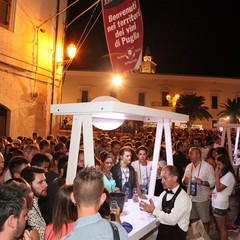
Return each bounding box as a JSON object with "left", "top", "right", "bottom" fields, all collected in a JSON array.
[{"left": 140, "top": 47, "right": 157, "bottom": 73}]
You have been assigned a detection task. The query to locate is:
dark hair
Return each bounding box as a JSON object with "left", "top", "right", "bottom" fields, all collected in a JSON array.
[
  {"left": 52, "top": 185, "right": 77, "bottom": 238},
  {"left": 47, "top": 135, "right": 54, "bottom": 141},
  {"left": 24, "top": 138, "right": 34, "bottom": 145},
  {"left": 111, "top": 140, "right": 121, "bottom": 148},
  {"left": 39, "top": 139, "right": 50, "bottom": 150},
  {"left": 23, "top": 144, "right": 39, "bottom": 154},
  {"left": 99, "top": 188, "right": 111, "bottom": 219},
  {"left": 9, "top": 156, "right": 28, "bottom": 176},
  {"left": 20, "top": 166, "right": 45, "bottom": 184},
  {"left": 215, "top": 154, "right": 236, "bottom": 179},
  {"left": 53, "top": 151, "right": 66, "bottom": 162},
  {"left": 4, "top": 178, "right": 32, "bottom": 209},
  {"left": 55, "top": 142, "right": 66, "bottom": 152},
  {"left": 119, "top": 146, "right": 132, "bottom": 156},
  {"left": 136, "top": 145, "right": 148, "bottom": 154},
  {"left": 31, "top": 153, "right": 50, "bottom": 167},
  {"left": 145, "top": 139, "right": 153, "bottom": 147},
  {"left": 65, "top": 140, "right": 70, "bottom": 151},
  {"left": 206, "top": 148, "right": 216, "bottom": 161},
  {"left": 135, "top": 141, "right": 142, "bottom": 149},
  {"left": 215, "top": 147, "right": 230, "bottom": 158},
  {"left": 59, "top": 136, "right": 68, "bottom": 144},
  {"left": 57, "top": 156, "right": 68, "bottom": 175},
  {"left": 100, "top": 151, "right": 112, "bottom": 163},
  {"left": 0, "top": 185, "right": 25, "bottom": 231},
  {"left": 175, "top": 141, "right": 183, "bottom": 151}
]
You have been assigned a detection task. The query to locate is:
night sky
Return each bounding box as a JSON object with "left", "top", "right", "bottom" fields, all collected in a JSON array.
[{"left": 66, "top": 0, "right": 240, "bottom": 78}]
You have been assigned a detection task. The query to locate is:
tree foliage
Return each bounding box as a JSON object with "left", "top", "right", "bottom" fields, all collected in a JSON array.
[
  {"left": 217, "top": 98, "right": 240, "bottom": 123},
  {"left": 175, "top": 93, "right": 212, "bottom": 128}
]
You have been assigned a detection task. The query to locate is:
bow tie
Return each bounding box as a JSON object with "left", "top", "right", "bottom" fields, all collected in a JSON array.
[{"left": 166, "top": 189, "right": 174, "bottom": 194}]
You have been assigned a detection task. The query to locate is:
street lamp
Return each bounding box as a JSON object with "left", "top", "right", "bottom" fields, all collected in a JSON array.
[
  {"left": 56, "top": 43, "right": 77, "bottom": 69},
  {"left": 166, "top": 93, "right": 180, "bottom": 129},
  {"left": 112, "top": 75, "right": 123, "bottom": 100},
  {"left": 112, "top": 75, "right": 122, "bottom": 87},
  {"left": 166, "top": 93, "right": 180, "bottom": 109},
  {"left": 67, "top": 43, "right": 77, "bottom": 59}
]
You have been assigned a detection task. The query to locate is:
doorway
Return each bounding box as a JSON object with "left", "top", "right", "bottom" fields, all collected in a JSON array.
[{"left": 0, "top": 105, "right": 8, "bottom": 136}]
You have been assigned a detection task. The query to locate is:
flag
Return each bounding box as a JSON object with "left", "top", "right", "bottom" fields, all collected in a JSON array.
[{"left": 101, "top": 0, "right": 143, "bottom": 73}]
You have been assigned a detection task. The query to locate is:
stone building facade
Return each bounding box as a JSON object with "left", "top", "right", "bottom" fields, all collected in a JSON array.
[
  {"left": 0, "top": 0, "right": 67, "bottom": 138},
  {"left": 60, "top": 70, "right": 240, "bottom": 130}
]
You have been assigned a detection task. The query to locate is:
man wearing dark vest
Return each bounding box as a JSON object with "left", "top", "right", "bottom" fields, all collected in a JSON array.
[{"left": 139, "top": 165, "right": 192, "bottom": 240}]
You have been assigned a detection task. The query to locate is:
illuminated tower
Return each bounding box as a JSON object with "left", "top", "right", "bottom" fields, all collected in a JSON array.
[{"left": 140, "top": 47, "right": 157, "bottom": 73}]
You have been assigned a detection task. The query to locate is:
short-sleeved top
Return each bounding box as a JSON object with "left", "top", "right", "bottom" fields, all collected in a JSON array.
[
  {"left": 211, "top": 171, "right": 235, "bottom": 209},
  {"left": 62, "top": 213, "right": 129, "bottom": 240},
  {"left": 183, "top": 161, "right": 215, "bottom": 202}
]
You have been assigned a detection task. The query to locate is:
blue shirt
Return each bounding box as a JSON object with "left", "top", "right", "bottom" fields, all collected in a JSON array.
[
  {"left": 103, "top": 173, "right": 116, "bottom": 192},
  {"left": 61, "top": 213, "right": 129, "bottom": 240}
]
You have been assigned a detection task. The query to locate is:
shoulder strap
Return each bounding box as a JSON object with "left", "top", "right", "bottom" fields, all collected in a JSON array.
[{"left": 109, "top": 222, "right": 120, "bottom": 240}]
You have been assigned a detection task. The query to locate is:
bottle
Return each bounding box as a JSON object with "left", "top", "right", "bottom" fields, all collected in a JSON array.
[{"left": 190, "top": 177, "right": 197, "bottom": 196}]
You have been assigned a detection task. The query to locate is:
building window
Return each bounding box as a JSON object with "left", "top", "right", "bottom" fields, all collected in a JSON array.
[
  {"left": 212, "top": 96, "right": 218, "bottom": 109},
  {"left": 162, "top": 92, "right": 169, "bottom": 106},
  {"left": 82, "top": 90, "right": 88, "bottom": 102},
  {"left": 138, "top": 93, "right": 145, "bottom": 106},
  {"left": 212, "top": 120, "right": 218, "bottom": 128},
  {"left": 0, "top": 0, "right": 12, "bottom": 30},
  {"left": 237, "top": 97, "right": 240, "bottom": 104},
  {"left": 110, "top": 91, "right": 117, "bottom": 98}
]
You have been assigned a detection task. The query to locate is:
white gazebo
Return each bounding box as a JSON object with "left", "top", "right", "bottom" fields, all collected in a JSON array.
[
  {"left": 214, "top": 123, "right": 240, "bottom": 162},
  {"left": 50, "top": 100, "right": 189, "bottom": 196}
]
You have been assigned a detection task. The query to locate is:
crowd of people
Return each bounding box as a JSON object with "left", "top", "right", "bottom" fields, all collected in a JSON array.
[{"left": 0, "top": 127, "right": 239, "bottom": 240}]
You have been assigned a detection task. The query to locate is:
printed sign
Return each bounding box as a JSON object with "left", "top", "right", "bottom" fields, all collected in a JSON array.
[{"left": 101, "top": 0, "right": 143, "bottom": 73}]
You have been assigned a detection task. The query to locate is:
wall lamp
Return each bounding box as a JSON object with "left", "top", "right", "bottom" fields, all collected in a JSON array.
[{"left": 56, "top": 43, "right": 77, "bottom": 69}]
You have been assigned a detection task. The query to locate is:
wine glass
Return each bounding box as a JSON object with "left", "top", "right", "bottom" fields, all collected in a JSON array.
[
  {"left": 132, "top": 188, "right": 139, "bottom": 203},
  {"left": 110, "top": 200, "right": 119, "bottom": 214}
]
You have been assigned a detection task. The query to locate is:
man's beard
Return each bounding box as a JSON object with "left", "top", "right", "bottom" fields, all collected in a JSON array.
[
  {"left": 14, "top": 219, "right": 26, "bottom": 239},
  {"left": 32, "top": 188, "right": 47, "bottom": 198}
]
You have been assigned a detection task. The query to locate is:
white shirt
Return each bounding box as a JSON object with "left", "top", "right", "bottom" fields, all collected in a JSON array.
[
  {"left": 131, "top": 160, "right": 152, "bottom": 186},
  {"left": 153, "top": 185, "right": 192, "bottom": 232},
  {"left": 201, "top": 147, "right": 208, "bottom": 161},
  {"left": 183, "top": 161, "right": 215, "bottom": 202},
  {"left": 212, "top": 171, "right": 235, "bottom": 209}
]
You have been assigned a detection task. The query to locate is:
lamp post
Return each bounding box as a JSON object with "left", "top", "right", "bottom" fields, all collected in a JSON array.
[
  {"left": 166, "top": 93, "right": 180, "bottom": 130},
  {"left": 50, "top": 43, "right": 77, "bottom": 134},
  {"left": 166, "top": 93, "right": 180, "bottom": 111}
]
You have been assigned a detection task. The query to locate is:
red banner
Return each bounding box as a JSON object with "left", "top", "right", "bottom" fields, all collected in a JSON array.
[{"left": 101, "top": 0, "right": 143, "bottom": 73}]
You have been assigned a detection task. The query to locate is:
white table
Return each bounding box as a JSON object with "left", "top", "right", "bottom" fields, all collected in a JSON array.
[{"left": 120, "top": 196, "right": 159, "bottom": 240}]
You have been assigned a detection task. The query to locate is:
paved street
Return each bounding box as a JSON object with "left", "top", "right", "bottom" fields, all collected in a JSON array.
[{"left": 209, "top": 193, "right": 240, "bottom": 240}]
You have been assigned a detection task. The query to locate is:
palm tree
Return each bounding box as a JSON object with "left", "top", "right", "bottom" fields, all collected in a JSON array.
[
  {"left": 217, "top": 98, "right": 240, "bottom": 123},
  {"left": 175, "top": 94, "right": 212, "bottom": 129}
]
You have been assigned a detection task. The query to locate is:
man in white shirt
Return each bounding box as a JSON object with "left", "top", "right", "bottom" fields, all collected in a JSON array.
[
  {"left": 139, "top": 165, "right": 192, "bottom": 240},
  {"left": 131, "top": 146, "right": 152, "bottom": 195},
  {"left": 182, "top": 147, "right": 215, "bottom": 234}
]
